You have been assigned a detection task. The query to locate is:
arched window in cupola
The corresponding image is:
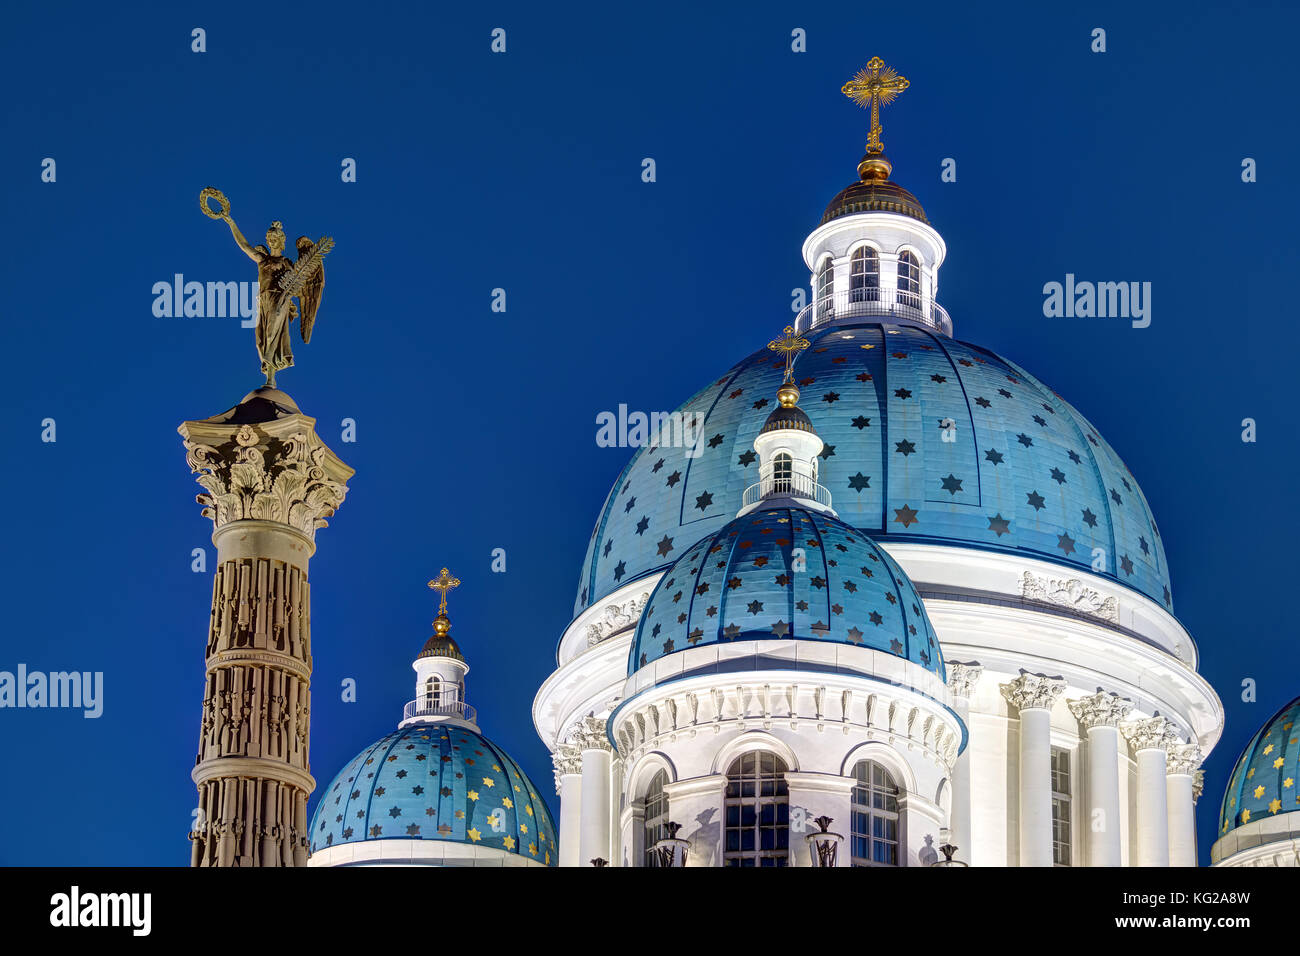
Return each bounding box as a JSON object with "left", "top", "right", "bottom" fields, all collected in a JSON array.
[
  {"left": 424, "top": 677, "right": 441, "bottom": 710},
  {"left": 850, "top": 246, "right": 879, "bottom": 304},
  {"left": 815, "top": 257, "right": 834, "bottom": 321},
  {"left": 850, "top": 760, "right": 901, "bottom": 866},
  {"left": 772, "top": 452, "right": 793, "bottom": 494},
  {"left": 724, "top": 752, "right": 790, "bottom": 867},
  {"left": 896, "top": 250, "right": 921, "bottom": 307}
]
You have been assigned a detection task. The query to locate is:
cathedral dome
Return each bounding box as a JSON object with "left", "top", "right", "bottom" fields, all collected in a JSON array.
[
  {"left": 309, "top": 725, "right": 558, "bottom": 865},
  {"left": 576, "top": 320, "right": 1170, "bottom": 616},
  {"left": 1218, "top": 696, "right": 1300, "bottom": 837},
  {"left": 821, "top": 178, "right": 928, "bottom": 226},
  {"left": 628, "top": 506, "right": 942, "bottom": 677}
]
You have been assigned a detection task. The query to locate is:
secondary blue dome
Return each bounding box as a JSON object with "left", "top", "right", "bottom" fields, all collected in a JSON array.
[
  {"left": 310, "top": 725, "right": 558, "bottom": 865},
  {"left": 629, "top": 506, "right": 943, "bottom": 677},
  {"left": 1218, "top": 696, "right": 1300, "bottom": 837},
  {"left": 578, "top": 320, "right": 1169, "bottom": 615}
]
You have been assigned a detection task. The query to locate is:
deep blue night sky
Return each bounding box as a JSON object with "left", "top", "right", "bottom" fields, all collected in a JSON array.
[{"left": 1, "top": 1, "right": 1296, "bottom": 865}]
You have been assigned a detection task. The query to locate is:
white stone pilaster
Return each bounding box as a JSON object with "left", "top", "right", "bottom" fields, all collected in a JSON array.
[
  {"left": 784, "top": 772, "right": 855, "bottom": 867},
  {"left": 662, "top": 774, "right": 728, "bottom": 867},
  {"left": 946, "top": 661, "right": 981, "bottom": 862}
]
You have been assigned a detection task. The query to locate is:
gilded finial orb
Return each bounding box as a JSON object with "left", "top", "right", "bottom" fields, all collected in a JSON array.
[{"left": 777, "top": 381, "right": 801, "bottom": 408}]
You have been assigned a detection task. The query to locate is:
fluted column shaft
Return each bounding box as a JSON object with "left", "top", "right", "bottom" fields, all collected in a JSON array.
[
  {"left": 553, "top": 744, "right": 583, "bottom": 867},
  {"left": 1166, "top": 744, "right": 1203, "bottom": 867},
  {"left": 1124, "top": 716, "right": 1180, "bottom": 868},
  {"left": 1002, "top": 672, "right": 1067, "bottom": 867},
  {"left": 1069, "top": 691, "right": 1133, "bottom": 868},
  {"left": 577, "top": 717, "right": 613, "bottom": 865}
]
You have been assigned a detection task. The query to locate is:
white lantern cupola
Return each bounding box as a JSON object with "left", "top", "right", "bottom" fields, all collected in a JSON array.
[
  {"left": 738, "top": 326, "right": 834, "bottom": 518},
  {"left": 400, "top": 567, "right": 478, "bottom": 731},
  {"left": 799, "top": 57, "right": 951, "bottom": 337}
]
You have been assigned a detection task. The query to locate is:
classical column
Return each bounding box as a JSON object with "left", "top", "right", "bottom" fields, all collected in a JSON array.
[
  {"left": 1068, "top": 690, "right": 1132, "bottom": 867},
  {"left": 1166, "top": 743, "right": 1203, "bottom": 867},
  {"left": 552, "top": 743, "right": 583, "bottom": 867},
  {"left": 180, "top": 392, "right": 353, "bottom": 866},
  {"left": 946, "top": 661, "right": 982, "bottom": 862},
  {"left": 576, "top": 715, "right": 613, "bottom": 865},
  {"left": 1122, "top": 715, "right": 1180, "bottom": 867},
  {"left": 1001, "top": 671, "right": 1067, "bottom": 867}
]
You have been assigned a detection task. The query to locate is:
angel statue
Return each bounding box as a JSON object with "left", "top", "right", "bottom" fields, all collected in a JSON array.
[{"left": 200, "top": 188, "right": 334, "bottom": 388}]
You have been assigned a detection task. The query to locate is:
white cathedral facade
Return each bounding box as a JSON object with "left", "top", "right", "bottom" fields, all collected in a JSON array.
[
  {"left": 301, "top": 62, "right": 1300, "bottom": 870},
  {"left": 529, "top": 67, "right": 1227, "bottom": 868}
]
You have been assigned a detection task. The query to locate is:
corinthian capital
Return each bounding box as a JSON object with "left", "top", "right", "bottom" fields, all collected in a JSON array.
[
  {"left": 1122, "top": 714, "right": 1181, "bottom": 753},
  {"left": 946, "top": 661, "right": 983, "bottom": 699},
  {"left": 574, "top": 714, "right": 612, "bottom": 753},
  {"left": 1000, "top": 670, "right": 1067, "bottom": 713},
  {"left": 551, "top": 743, "right": 582, "bottom": 790},
  {"left": 1167, "top": 743, "right": 1204, "bottom": 776},
  {"left": 180, "top": 402, "right": 353, "bottom": 541},
  {"left": 1068, "top": 690, "right": 1133, "bottom": 730}
]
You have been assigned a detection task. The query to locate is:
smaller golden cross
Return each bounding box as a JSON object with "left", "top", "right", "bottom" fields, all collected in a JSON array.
[
  {"left": 841, "top": 56, "right": 909, "bottom": 155},
  {"left": 768, "top": 325, "right": 810, "bottom": 383},
  {"left": 428, "top": 567, "right": 461, "bottom": 618}
]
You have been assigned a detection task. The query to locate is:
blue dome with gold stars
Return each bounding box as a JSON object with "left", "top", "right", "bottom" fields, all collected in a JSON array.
[
  {"left": 578, "top": 320, "right": 1170, "bottom": 616},
  {"left": 629, "top": 506, "right": 943, "bottom": 677},
  {"left": 309, "top": 725, "right": 558, "bottom": 865},
  {"left": 1218, "top": 696, "right": 1300, "bottom": 837}
]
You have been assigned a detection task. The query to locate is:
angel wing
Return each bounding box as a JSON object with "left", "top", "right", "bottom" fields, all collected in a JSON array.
[{"left": 294, "top": 236, "right": 327, "bottom": 344}]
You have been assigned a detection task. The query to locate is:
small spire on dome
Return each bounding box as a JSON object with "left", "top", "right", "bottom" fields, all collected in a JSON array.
[
  {"left": 767, "top": 325, "right": 810, "bottom": 406},
  {"left": 427, "top": 567, "right": 461, "bottom": 638},
  {"left": 841, "top": 56, "right": 909, "bottom": 182}
]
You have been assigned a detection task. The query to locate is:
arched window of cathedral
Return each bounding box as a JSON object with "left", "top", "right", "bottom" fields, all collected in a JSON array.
[
  {"left": 896, "top": 250, "right": 921, "bottom": 308},
  {"left": 724, "top": 752, "right": 790, "bottom": 866},
  {"left": 424, "top": 677, "right": 440, "bottom": 710},
  {"left": 815, "top": 257, "right": 834, "bottom": 321},
  {"left": 772, "top": 452, "right": 793, "bottom": 494},
  {"left": 850, "top": 760, "right": 901, "bottom": 866},
  {"left": 642, "top": 770, "right": 670, "bottom": 866},
  {"left": 850, "top": 246, "right": 879, "bottom": 303}
]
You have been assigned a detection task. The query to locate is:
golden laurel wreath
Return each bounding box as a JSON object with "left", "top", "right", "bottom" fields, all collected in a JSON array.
[{"left": 199, "top": 187, "right": 231, "bottom": 221}]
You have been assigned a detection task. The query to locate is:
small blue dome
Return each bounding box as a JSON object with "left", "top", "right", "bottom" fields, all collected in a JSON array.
[
  {"left": 1219, "top": 696, "right": 1300, "bottom": 837},
  {"left": 310, "top": 725, "right": 557, "bottom": 865},
  {"left": 577, "top": 321, "right": 1170, "bottom": 617},
  {"left": 629, "top": 506, "right": 943, "bottom": 677}
]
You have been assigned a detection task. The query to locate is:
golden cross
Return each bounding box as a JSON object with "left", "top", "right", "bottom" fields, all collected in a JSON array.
[
  {"left": 428, "top": 567, "right": 461, "bottom": 617},
  {"left": 768, "top": 325, "right": 810, "bottom": 383},
  {"left": 841, "top": 56, "right": 909, "bottom": 155}
]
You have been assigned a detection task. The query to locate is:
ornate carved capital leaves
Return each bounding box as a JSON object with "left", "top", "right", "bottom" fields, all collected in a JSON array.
[
  {"left": 946, "top": 660, "right": 983, "bottom": 699},
  {"left": 999, "top": 669, "right": 1067, "bottom": 712},
  {"left": 180, "top": 418, "right": 353, "bottom": 540},
  {"left": 574, "top": 714, "right": 612, "bottom": 753},
  {"left": 1020, "top": 571, "right": 1118, "bottom": 623},
  {"left": 1167, "top": 743, "right": 1204, "bottom": 776},
  {"left": 1068, "top": 690, "right": 1133, "bottom": 730},
  {"left": 1122, "top": 714, "right": 1181, "bottom": 753},
  {"left": 551, "top": 743, "right": 583, "bottom": 791}
]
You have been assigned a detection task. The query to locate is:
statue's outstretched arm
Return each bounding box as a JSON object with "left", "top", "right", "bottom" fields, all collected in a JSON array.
[{"left": 224, "top": 216, "right": 262, "bottom": 263}]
